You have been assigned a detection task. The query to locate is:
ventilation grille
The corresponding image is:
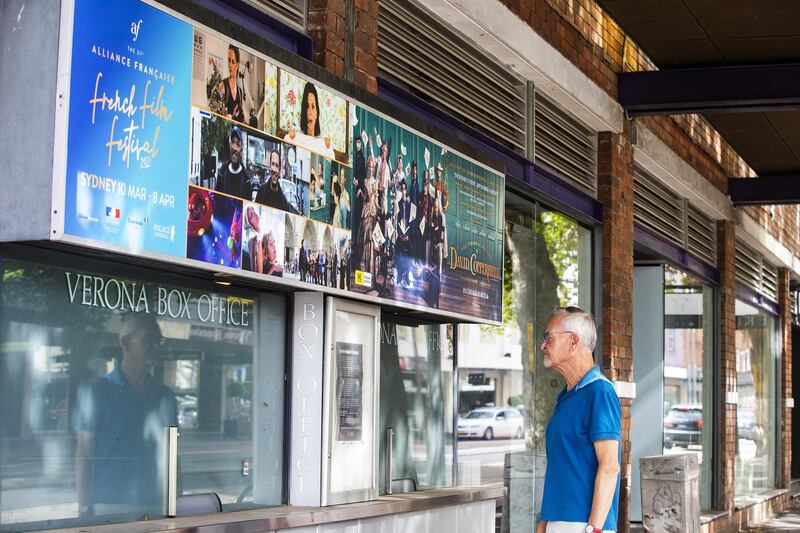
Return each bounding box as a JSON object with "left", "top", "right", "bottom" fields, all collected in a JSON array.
[
  {"left": 761, "top": 263, "right": 779, "bottom": 302},
  {"left": 244, "top": 0, "right": 306, "bottom": 31},
  {"left": 378, "top": 0, "right": 526, "bottom": 153},
  {"left": 633, "top": 165, "right": 685, "bottom": 248},
  {"left": 686, "top": 204, "right": 717, "bottom": 267},
  {"left": 735, "top": 239, "right": 780, "bottom": 301},
  {"left": 734, "top": 240, "right": 762, "bottom": 291},
  {"left": 533, "top": 92, "right": 597, "bottom": 194}
]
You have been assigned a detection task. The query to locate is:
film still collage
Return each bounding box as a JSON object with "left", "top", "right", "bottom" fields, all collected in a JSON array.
[
  {"left": 348, "top": 107, "right": 451, "bottom": 310},
  {"left": 187, "top": 29, "right": 352, "bottom": 289}
]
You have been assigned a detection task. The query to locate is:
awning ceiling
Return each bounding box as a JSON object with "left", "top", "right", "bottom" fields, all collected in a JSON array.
[{"left": 598, "top": 0, "right": 800, "bottom": 179}]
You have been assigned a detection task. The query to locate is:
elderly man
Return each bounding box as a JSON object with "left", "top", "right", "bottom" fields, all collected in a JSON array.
[
  {"left": 75, "top": 315, "right": 176, "bottom": 518},
  {"left": 537, "top": 307, "right": 621, "bottom": 533}
]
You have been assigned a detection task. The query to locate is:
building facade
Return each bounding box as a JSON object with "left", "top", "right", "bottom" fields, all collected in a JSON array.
[{"left": 1, "top": 0, "right": 799, "bottom": 532}]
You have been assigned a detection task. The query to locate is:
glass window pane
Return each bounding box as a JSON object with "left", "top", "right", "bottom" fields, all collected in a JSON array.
[
  {"left": 457, "top": 193, "right": 592, "bottom": 526},
  {"left": 735, "top": 299, "right": 777, "bottom": 498},
  {"left": 0, "top": 251, "right": 284, "bottom": 532},
  {"left": 379, "top": 322, "right": 453, "bottom": 491},
  {"left": 662, "top": 266, "right": 714, "bottom": 509}
]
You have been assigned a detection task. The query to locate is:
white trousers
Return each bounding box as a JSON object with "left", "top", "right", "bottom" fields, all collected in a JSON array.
[{"left": 546, "top": 521, "right": 615, "bottom": 533}]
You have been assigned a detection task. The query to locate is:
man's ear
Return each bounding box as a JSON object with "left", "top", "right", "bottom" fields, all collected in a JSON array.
[{"left": 119, "top": 334, "right": 131, "bottom": 351}]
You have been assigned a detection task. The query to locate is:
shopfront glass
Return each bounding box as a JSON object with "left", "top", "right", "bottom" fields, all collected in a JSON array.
[
  {"left": 0, "top": 248, "right": 285, "bottom": 532},
  {"left": 662, "top": 266, "right": 714, "bottom": 509},
  {"left": 735, "top": 299, "right": 778, "bottom": 498},
  {"left": 457, "top": 194, "right": 592, "bottom": 499},
  {"left": 379, "top": 322, "right": 453, "bottom": 491}
]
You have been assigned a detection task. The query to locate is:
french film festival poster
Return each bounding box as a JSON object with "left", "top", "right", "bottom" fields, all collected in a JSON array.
[{"left": 65, "top": 0, "right": 192, "bottom": 256}]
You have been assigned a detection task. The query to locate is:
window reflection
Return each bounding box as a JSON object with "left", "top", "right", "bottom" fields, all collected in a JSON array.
[
  {"left": 457, "top": 196, "right": 592, "bottom": 503},
  {"left": 379, "top": 322, "right": 453, "bottom": 491},
  {"left": 0, "top": 252, "right": 284, "bottom": 532},
  {"left": 735, "top": 299, "right": 777, "bottom": 498},
  {"left": 662, "top": 266, "right": 714, "bottom": 509}
]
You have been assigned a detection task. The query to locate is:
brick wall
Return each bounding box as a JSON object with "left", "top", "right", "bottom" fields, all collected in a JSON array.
[
  {"left": 779, "top": 268, "right": 793, "bottom": 488},
  {"left": 717, "top": 220, "right": 737, "bottom": 510},
  {"left": 597, "top": 127, "right": 634, "bottom": 532},
  {"left": 308, "top": 0, "right": 378, "bottom": 93},
  {"left": 743, "top": 205, "right": 800, "bottom": 262}
]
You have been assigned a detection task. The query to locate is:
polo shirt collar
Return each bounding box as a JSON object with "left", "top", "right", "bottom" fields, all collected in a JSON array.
[
  {"left": 104, "top": 368, "right": 126, "bottom": 386},
  {"left": 557, "top": 365, "right": 605, "bottom": 402}
]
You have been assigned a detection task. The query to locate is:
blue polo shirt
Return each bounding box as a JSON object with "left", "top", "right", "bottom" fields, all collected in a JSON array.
[
  {"left": 75, "top": 369, "right": 177, "bottom": 506},
  {"left": 541, "top": 366, "right": 621, "bottom": 531}
]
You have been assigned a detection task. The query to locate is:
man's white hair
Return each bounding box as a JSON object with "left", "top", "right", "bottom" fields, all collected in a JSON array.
[{"left": 553, "top": 306, "right": 597, "bottom": 351}]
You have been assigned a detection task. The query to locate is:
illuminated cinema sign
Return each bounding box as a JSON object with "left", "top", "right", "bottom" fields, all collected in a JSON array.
[{"left": 54, "top": 0, "right": 505, "bottom": 324}]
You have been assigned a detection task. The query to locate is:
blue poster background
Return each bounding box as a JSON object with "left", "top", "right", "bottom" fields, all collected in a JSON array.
[{"left": 64, "top": 0, "right": 192, "bottom": 256}]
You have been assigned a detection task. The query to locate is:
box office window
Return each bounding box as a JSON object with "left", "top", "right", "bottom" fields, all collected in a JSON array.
[
  {"left": 379, "top": 322, "right": 454, "bottom": 491},
  {"left": 0, "top": 249, "right": 285, "bottom": 531}
]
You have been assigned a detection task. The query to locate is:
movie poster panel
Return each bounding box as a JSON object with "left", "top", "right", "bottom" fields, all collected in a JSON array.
[
  {"left": 276, "top": 70, "right": 350, "bottom": 165},
  {"left": 64, "top": 0, "right": 192, "bottom": 256},
  {"left": 191, "top": 29, "right": 273, "bottom": 131},
  {"left": 187, "top": 186, "right": 243, "bottom": 268},
  {"left": 349, "top": 107, "right": 503, "bottom": 322},
  {"left": 242, "top": 202, "right": 285, "bottom": 276}
]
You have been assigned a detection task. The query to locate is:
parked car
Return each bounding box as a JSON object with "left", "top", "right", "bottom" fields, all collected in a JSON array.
[
  {"left": 457, "top": 407, "right": 523, "bottom": 440},
  {"left": 663, "top": 404, "right": 702, "bottom": 448},
  {"left": 737, "top": 409, "right": 758, "bottom": 441}
]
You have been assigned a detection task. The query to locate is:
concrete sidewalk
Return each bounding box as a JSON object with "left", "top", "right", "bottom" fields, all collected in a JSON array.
[{"left": 745, "top": 499, "right": 800, "bottom": 531}]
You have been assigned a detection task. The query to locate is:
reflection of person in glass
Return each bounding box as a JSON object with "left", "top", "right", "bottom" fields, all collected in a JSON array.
[
  {"left": 255, "top": 149, "right": 299, "bottom": 214},
  {"left": 284, "top": 82, "right": 335, "bottom": 159},
  {"left": 218, "top": 45, "right": 245, "bottom": 123},
  {"left": 75, "top": 315, "right": 176, "bottom": 518},
  {"left": 215, "top": 126, "right": 250, "bottom": 199}
]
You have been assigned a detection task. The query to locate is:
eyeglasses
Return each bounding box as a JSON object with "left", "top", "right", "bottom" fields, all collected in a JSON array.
[
  {"left": 541, "top": 330, "right": 574, "bottom": 346},
  {"left": 135, "top": 334, "right": 167, "bottom": 348}
]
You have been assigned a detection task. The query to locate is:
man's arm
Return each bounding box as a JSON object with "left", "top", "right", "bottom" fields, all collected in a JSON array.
[
  {"left": 588, "top": 438, "right": 620, "bottom": 529},
  {"left": 536, "top": 520, "right": 547, "bottom": 533},
  {"left": 75, "top": 430, "right": 95, "bottom": 516}
]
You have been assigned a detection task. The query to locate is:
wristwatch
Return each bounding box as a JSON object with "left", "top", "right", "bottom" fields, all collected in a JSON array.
[{"left": 585, "top": 526, "right": 601, "bottom": 533}]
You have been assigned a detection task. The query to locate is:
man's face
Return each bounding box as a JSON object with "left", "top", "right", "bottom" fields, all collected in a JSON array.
[
  {"left": 269, "top": 152, "right": 281, "bottom": 184},
  {"left": 436, "top": 167, "right": 442, "bottom": 181},
  {"left": 310, "top": 178, "right": 316, "bottom": 194},
  {"left": 122, "top": 322, "right": 163, "bottom": 373},
  {"left": 230, "top": 135, "right": 242, "bottom": 166},
  {"left": 355, "top": 138, "right": 362, "bottom": 152},
  {"left": 541, "top": 315, "right": 575, "bottom": 370}
]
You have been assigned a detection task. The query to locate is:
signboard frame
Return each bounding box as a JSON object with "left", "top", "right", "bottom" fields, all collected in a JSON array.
[{"left": 50, "top": 0, "right": 506, "bottom": 326}]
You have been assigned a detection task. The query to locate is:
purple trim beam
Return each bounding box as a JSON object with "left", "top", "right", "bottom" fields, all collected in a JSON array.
[
  {"left": 377, "top": 77, "right": 603, "bottom": 224},
  {"left": 735, "top": 282, "right": 781, "bottom": 317},
  {"left": 634, "top": 223, "right": 720, "bottom": 285},
  {"left": 191, "top": 0, "right": 314, "bottom": 60},
  {"left": 728, "top": 176, "right": 800, "bottom": 206},
  {"left": 618, "top": 63, "right": 800, "bottom": 116}
]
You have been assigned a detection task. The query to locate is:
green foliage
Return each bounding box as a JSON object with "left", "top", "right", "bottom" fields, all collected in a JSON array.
[
  {"left": 507, "top": 395, "right": 522, "bottom": 407},
  {"left": 539, "top": 211, "right": 580, "bottom": 306}
]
